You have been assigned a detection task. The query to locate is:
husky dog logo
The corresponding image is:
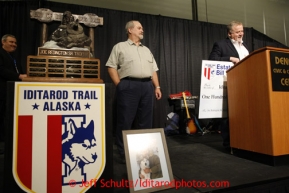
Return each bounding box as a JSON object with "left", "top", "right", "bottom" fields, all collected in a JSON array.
[
  {"left": 62, "top": 116, "right": 97, "bottom": 185},
  {"left": 12, "top": 83, "right": 106, "bottom": 193}
]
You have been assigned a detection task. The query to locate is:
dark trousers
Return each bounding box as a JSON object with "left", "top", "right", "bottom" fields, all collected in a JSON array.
[
  {"left": 115, "top": 79, "right": 154, "bottom": 155},
  {"left": 219, "top": 118, "right": 230, "bottom": 146},
  {"left": 0, "top": 100, "right": 6, "bottom": 142}
]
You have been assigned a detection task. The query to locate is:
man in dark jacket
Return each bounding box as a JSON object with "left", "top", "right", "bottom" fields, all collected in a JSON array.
[
  {"left": 208, "top": 21, "right": 251, "bottom": 148},
  {"left": 209, "top": 21, "right": 250, "bottom": 64},
  {"left": 0, "top": 34, "right": 27, "bottom": 148}
]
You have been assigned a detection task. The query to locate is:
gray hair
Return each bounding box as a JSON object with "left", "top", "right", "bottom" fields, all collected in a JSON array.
[
  {"left": 125, "top": 20, "right": 139, "bottom": 34},
  {"left": 227, "top": 21, "right": 243, "bottom": 33},
  {"left": 2, "top": 34, "right": 16, "bottom": 42}
]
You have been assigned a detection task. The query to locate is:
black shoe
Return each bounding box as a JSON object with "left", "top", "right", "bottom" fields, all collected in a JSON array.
[{"left": 0, "top": 148, "right": 4, "bottom": 155}]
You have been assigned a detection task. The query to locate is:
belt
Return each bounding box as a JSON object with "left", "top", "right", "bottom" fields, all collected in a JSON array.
[{"left": 122, "top": 77, "right": 151, "bottom": 82}]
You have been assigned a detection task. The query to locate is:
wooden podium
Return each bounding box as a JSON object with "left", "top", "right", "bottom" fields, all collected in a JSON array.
[{"left": 227, "top": 47, "right": 289, "bottom": 165}]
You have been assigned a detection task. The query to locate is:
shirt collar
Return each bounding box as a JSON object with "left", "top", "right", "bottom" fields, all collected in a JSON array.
[
  {"left": 230, "top": 38, "right": 243, "bottom": 45},
  {"left": 127, "top": 39, "right": 143, "bottom": 46}
]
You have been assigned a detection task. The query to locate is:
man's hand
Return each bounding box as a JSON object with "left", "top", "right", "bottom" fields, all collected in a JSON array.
[
  {"left": 144, "top": 168, "right": 151, "bottom": 174},
  {"left": 107, "top": 67, "right": 120, "bottom": 86},
  {"left": 155, "top": 88, "right": 162, "bottom": 100},
  {"left": 230, "top": 57, "right": 240, "bottom": 64},
  {"left": 19, "top": 74, "right": 27, "bottom": 80}
]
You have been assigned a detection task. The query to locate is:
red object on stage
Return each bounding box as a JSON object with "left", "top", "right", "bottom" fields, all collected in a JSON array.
[{"left": 169, "top": 90, "right": 192, "bottom": 99}]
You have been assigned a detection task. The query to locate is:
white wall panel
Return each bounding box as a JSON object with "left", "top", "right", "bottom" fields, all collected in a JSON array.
[
  {"left": 197, "top": 0, "right": 289, "bottom": 45},
  {"left": 51, "top": 0, "right": 192, "bottom": 20}
]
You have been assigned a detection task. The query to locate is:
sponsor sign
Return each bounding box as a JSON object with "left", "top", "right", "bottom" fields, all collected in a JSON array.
[
  {"left": 12, "top": 82, "right": 105, "bottom": 193},
  {"left": 198, "top": 60, "right": 233, "bottom": 119}
]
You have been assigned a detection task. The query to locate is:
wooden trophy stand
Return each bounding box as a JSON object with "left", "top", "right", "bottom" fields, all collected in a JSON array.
[{"left": 23, "top": 55, "right": 103, "bottom": 83}]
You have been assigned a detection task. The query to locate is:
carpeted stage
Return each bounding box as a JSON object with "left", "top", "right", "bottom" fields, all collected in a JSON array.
[{"left": 1, "top": 132, "right": 289, "bottom": 193}]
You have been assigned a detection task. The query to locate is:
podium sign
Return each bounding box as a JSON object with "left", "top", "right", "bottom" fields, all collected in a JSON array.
[
  {"left": 270, "top": 51, "right": 289, "bottom": 91},
  {"left": 198, "top": 60, "right": 233, "bottom": 119},
  {"left": 12, "top": 82, "right": 105, "bottom": 193}
]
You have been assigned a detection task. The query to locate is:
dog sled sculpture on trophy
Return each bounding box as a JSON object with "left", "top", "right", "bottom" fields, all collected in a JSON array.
[{"left": 24, "top": 8, "right": 103, "bottom": 83}]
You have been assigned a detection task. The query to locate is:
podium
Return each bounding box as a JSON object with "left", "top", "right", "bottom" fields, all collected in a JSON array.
[{"left": 227, "top": 47, "right": 289, "bottom": 165}]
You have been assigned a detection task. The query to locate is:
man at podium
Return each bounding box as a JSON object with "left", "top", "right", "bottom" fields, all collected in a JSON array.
[
  {"left": 208, "top": 21, "right": 251, "bottom": 148},
  {"left": 209, "top": 20, "right": 250, "bottom": 64}
]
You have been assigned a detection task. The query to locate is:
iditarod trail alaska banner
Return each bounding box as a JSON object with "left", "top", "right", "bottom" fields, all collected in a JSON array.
[{"left": 12, "top": 82, "right": 105, "bottom": 193}]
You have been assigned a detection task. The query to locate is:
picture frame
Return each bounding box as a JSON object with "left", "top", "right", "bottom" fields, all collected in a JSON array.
[{"left": 122, "top": 128, "right": 175, "bottom": 193}]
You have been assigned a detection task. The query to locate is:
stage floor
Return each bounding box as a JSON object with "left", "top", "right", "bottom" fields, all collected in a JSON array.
[
  {"left": 1, "top": 132, "right": 289, "bottom": 193},
  {"left": 113, "top": 132, "right": 289, "bottom": 193}
]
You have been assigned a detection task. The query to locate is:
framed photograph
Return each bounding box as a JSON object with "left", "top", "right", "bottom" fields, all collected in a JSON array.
[{"left": 123, "top": 128, "right": 175, "bottom": 193}]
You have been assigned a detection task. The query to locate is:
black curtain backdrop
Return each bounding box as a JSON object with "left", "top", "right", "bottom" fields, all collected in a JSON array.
[{"left": 1, "top": 1, "right": 288, "bottom": 128}]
